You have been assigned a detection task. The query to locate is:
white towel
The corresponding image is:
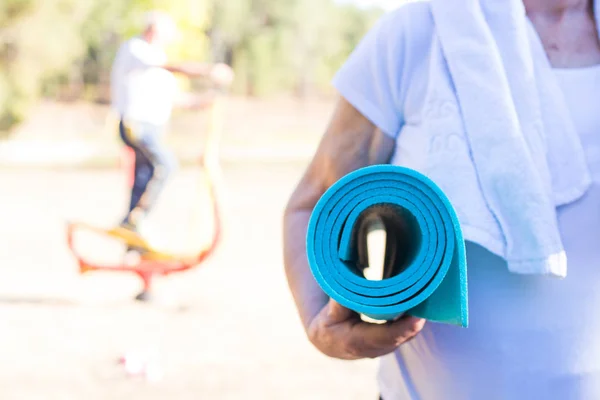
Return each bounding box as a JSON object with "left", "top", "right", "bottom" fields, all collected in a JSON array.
[{"left": 423, "top": 0, "right": 593, "bottom": 276}]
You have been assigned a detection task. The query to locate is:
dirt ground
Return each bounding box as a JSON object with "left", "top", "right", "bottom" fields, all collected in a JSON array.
[
  {"left": 1, "top": 97, "right": 334, "bottom": 168},
  {"left": 0, "top": 162, "right": 379, "bottom": 399}
]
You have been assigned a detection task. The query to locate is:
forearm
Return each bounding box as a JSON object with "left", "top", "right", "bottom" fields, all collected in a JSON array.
[
  {"left": 282, "top": 97, "right": 394, "bottom": 332},
  {"left": 283, "top": 208, "right": 328, "bottom": 331},
  {"left": 164, "top": 62, "right": 213, "bottom": 78}
]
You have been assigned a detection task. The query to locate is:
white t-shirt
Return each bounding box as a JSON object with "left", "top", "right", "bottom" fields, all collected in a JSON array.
[
  {"left": 333, "top": 2, "right": 600, "bottom": 399},
  {"left": 110, "top": 37, "right": 177, "bottom": 126}
]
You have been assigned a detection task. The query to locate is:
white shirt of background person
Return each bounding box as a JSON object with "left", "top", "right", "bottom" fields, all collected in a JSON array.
[{"left": 110, "top": 11, "right": 177, "bottom": 125}]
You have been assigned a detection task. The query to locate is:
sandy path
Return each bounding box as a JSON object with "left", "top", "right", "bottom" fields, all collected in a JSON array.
[{"left": 0, "top": 162, "right": 377, "bottom": 399}]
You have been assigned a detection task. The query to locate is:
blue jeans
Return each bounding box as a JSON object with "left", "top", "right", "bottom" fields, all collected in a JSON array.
[{"left": 119, "top": 120, "right": 177, "bottom": 224}]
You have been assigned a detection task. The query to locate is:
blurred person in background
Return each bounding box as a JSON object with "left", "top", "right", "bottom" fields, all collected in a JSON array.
[
  {"left": 284, "top": 0, "right": 600, "bottom": 399},
  {"left": 111, "top": 11, "right": 233, "bottom": 237}
]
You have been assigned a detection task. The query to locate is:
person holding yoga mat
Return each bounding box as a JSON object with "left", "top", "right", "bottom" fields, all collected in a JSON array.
[{"left": 284, "top": 0, "right": 600, "bottom": 398}]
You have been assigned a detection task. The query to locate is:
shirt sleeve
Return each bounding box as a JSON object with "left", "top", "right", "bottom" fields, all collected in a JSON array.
[{"left": 332, "top": 12, "right": 407, "bottom": 138}]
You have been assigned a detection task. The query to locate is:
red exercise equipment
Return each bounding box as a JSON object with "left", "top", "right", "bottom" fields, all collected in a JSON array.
[{"left": 66, "top": 96, "right": 225, "bottom": 301}]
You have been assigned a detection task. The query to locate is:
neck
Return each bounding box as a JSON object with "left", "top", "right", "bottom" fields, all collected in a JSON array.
[
  {"left": 523, "top": 0, "right": 591, "bottom": 15},
  {"left": 142, "top": 30, "right": 155, "bottom": 45}
]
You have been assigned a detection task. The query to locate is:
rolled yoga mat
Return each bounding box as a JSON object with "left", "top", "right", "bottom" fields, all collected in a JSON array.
[{"left": 306, "top": 165, "right": 468, "bottom": 326}]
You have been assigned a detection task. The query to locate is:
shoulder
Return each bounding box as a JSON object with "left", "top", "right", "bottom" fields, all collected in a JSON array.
[
  {"left": 380, "top": 1, "right": 433, "bottom": 26},
  {"left": 125, "top": 38, "right": 166, "bottom": 64},
  {"left": 126, "top": 37, "right": 147, "bottom": 53},
  {"left": 374, "top": 1, "right": 435, "bottom": 49},
  {"left": 114, "top": 38, "right": 140, "bottom": 60},
  {"left": 331, "top": 1, "right": 436, "bottom": 136}
]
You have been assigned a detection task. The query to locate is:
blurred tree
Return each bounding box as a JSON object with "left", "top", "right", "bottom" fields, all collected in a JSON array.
[
  {"left": 0, "top": 0, "right": 382, "bottom": 134},
  {"left": 0, "top": 0, "right": 92, "bottom": 133},
  {"left": 207, "top": 0, "right": 382, "bottom": 97}
]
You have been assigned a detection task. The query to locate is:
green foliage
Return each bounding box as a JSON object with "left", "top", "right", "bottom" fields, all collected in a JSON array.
[
  {"left": 0, "top": 0, "right": 384, "bottom": 134},
  {"left": 0, "top": 0, "right": 94, "bottom": 133},
  {"left": 207, "top": 0, "right": 383, "bottom": 97}
]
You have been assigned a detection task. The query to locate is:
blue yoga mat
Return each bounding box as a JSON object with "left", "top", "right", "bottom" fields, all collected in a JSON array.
[{"left": 306, "top": 165, "right": 468, "bottom": 326}]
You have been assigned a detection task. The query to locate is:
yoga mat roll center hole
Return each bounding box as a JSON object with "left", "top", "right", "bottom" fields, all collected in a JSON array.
[
  {"left": 307, "top": 165, "right": 468, "bottom": 326},
  {"left": 354, "top": 205, "right": 423, "bottom": 281}
]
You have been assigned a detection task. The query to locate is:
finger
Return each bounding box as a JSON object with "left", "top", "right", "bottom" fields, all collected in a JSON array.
[
  {"left": 357, "top": 343, "right": 401, "bottom": 359},
  {"left": 354, "top": 315, "right": 425, "bottom": 349},
  {"left": 387, "top": 316, "right": 426, "bottom": 346},
  {"left": 326, "top": 299, "right": 355, "bottom": 324}
]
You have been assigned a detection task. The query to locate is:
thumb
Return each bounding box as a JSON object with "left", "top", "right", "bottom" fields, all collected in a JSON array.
[{"left": 326, "top": 299, "right": 354, "bottom": 323}]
